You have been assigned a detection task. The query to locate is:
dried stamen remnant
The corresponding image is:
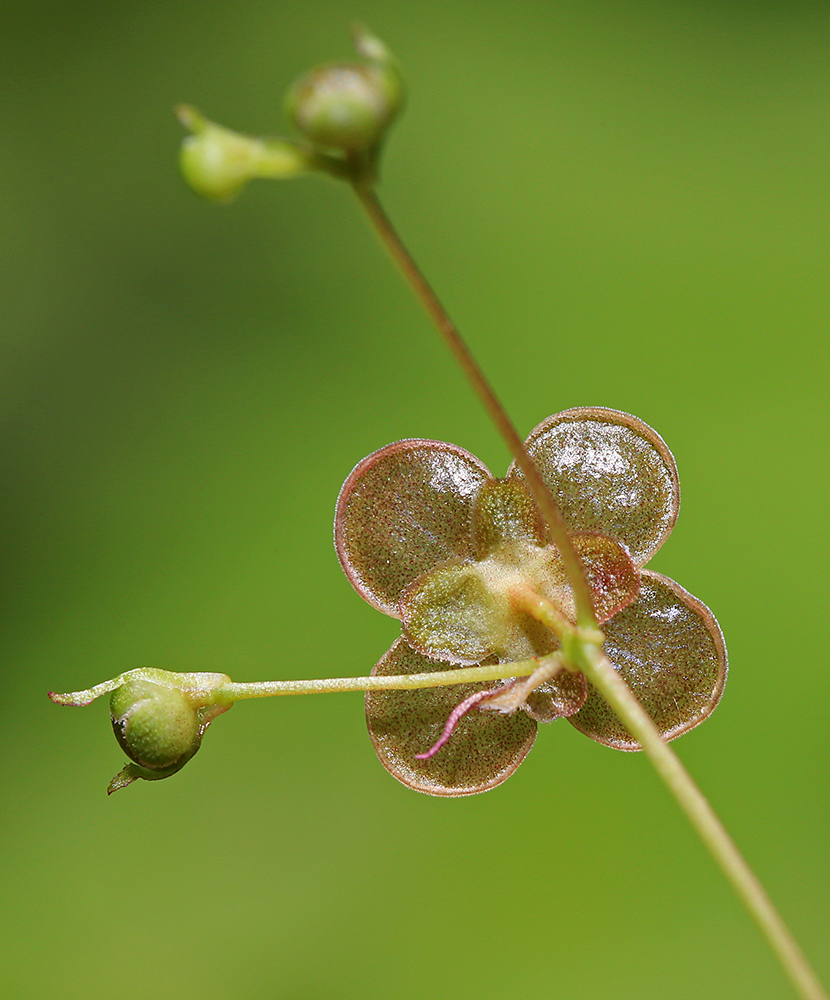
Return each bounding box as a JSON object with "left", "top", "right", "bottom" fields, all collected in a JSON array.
[{"left": 414, "top": 685, "right": 512, "bottom": 760}]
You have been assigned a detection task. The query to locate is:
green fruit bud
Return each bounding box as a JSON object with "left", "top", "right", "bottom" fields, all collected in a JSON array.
[
  {"left": 107, "top": 669, "right": 232, "bottom": 792},
  {"left": 177, "top": 105, "right": 309, "bottom": 202},
  {"left": 285, "top": 26, "right": 403, "bottom": 156},
  {"left": 50, "top": 667, "right": 233, "bottom": 793},
  {"left": 111, "top": 679, "right": 199, "bottom": 773}
]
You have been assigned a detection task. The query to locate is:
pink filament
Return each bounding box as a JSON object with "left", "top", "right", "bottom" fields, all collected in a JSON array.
[{"left": 415, "top": 685, "right": 508, "bottom": 760}]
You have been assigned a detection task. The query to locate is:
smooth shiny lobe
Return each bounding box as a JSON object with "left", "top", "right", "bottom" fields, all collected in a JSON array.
[{"left": 335, "top": 408, "right": 726, "bottom": 796}]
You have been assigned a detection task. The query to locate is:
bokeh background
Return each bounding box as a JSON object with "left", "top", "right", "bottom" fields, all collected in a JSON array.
[{"left": 3, "top": 1, "right": 828, "bottom": 998}]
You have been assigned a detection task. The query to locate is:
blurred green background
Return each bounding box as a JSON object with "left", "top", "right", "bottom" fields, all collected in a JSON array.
[{"left": 2, "top": 1, "right": 828, "bottom": 998}]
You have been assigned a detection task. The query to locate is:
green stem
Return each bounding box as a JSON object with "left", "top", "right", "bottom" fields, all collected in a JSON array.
[
  {"left": 583, "top": 643, "right": 827, "bottom": 1000},
  {"left": 350, "top": 180, "right": 597, "bottom": 632},
  {"left": 50, "top": 660, "right": 543, "bottom": 709},
  {"left": 349, "top": 183, "right": 827, "bottom": 1000},
  {"left": 218, "top": 659, "right": 537, "bottom": 700},
  {"left": 528, "top": 591, "right": 828, "bottom": 1000}
]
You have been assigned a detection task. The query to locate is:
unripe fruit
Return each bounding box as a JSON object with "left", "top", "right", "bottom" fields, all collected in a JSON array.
[
  {"left": 286, "top": 63, "right": 402, "bottom": 153},
  {"left": 285, "top": 27, "right": 403, "bottom": 157},
  {"left": 110, "top": 677, "right": 201, "bottom": 775}
]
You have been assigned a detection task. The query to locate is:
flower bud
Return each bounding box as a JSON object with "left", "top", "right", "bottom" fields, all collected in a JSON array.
[
  {"left": 111, "top": 678, "right": 198, "bottom": 771},
  {"left": 285, "top": 26, "right": 403, "bottom": 155},
  {"left": 177, "top": 105, "right": 309, "bottom": 202},
  {"left": 107, "top": 669, "right": 232, "bottom": 792}
]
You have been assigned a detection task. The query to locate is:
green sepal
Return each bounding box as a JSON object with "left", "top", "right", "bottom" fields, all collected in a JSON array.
[{"left": 106, "top": 760, "right": 185, "bottom": 795}]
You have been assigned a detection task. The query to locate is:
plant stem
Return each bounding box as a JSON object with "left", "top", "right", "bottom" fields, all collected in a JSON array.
[
  {"left": 350, "top": 182, "right": 828, "bottom": 1000},
  {"left": 533, "top": 588, "right": 828, "bottom": 1000},
  {"left": 350, "top": 180, "right": 597, "bottom": 632},
  {"left": 218, "top": 659, "right": 537, "bottom": 700},
  {"left": 50, "top": 660, "right": 545, "bottom": 708},
  {"left": 585, "top": 642, "right": 826, "bottom": 1000}
]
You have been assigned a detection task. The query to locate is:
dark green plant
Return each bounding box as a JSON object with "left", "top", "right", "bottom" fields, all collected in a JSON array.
[{"left": 49, "top": 26, "right": 826, "bottom": 1000}]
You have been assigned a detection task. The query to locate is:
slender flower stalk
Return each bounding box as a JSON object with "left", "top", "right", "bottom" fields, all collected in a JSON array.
[
  {"left": 350, "top": 180, "right": 598, "bottom": 632},
  {"left": 218, "top": 659, "right": 539, "bottom": 699},
  {"left": 50, "top": 659, "right": 541, "bottom": 707},
  {"left": 532, "top": 593, "right": 828, "bottom": 1000}
]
